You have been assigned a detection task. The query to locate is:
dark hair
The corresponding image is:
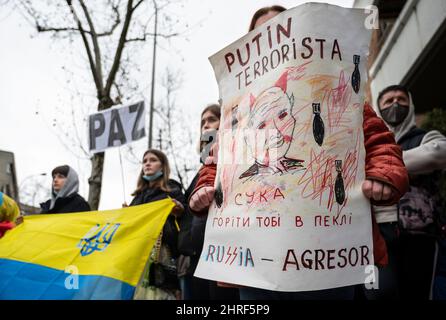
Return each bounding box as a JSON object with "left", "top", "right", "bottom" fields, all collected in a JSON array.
[
  {"left": 199, "top": 104, "right": 221, "bottom": 152},
  {"left": 377, "top": 85, "right": 410, "bottom": 108},
  {"left": 52, "top": 165, "right": 70, "bottom": 178},
  {"left": 249, "top": 5, "right": 287, "bottom": 32},
  {"left": 132, "top": 149, "right": 171, "bottom": 196},
  {"left": 200, "top": 104, "right": 221, "bottom": 129}
]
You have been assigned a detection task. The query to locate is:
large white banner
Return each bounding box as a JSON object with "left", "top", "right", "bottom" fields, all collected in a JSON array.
[
  {"left": 195, "top": 3, "right": 374, "bottom": 292},
  {"left": 88, "top": 101, "right": 145, "bottom": 153}
]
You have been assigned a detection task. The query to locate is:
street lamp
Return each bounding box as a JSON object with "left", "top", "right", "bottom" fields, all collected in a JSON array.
[
  {"left": 148, "top": 0, "right": 158, "bottom": 149},
  {"left": 19, "top": 173, "right": 47, "bottom": 191},
  {"left": 19, "top": 173, "right": 47, "bottom": 207}
]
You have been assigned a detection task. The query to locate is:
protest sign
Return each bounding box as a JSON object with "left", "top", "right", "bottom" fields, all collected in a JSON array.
[
  {"left": 89, "top": 101, "right": 145, "bottom": 153},
  {"left": 195, "top": 3, "right": 373, "bottom": 291}
]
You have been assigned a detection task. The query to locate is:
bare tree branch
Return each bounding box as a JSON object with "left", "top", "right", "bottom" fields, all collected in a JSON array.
[
  {"left": 32, "top": 1, "right": 121, "bottom": 39},
  {"left": 78, "top": 0, "right": 104, "bottom": 91},
  {"left": 11, "top": 0, "right": 192, "bottom": 208},
  {"left": 132, "top": 0, "right": 145, "bottom": 12},
  {"left": 36, "top": 25, "right": 90, "bottom": 34},
  {"left": 97, "top": 0, "right": 122, "bottom": 37},
  {"left": 113, "top": 82, "right": 123, "bottom": 104},
  {"left": 104, "top": 0, "right": 135, "bottom": 100},
  {"left": 65, "top": 0, "right": 103, "bottom": 94},
  {"left": 71, "top": 106, "right": 90, "bottom": 157},
  {"left": 126, "top": 31, "right": 178, "bottom": 42},
  {"left": 156, "top": 67, "right": 196, "bottom": 189}
]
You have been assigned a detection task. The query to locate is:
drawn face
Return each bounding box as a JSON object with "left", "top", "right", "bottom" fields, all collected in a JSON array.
[
  {"left": 247, "top": 87, "right": 296, "bottom": 165},
  {"left": 142, "top": 153, "right": 162, "bottom": 175},
  {"left": 52, "top": 173, "right": 67, "bottom": 193}
]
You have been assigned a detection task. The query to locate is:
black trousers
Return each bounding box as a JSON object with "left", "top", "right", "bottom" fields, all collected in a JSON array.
[{"left": 362, "top": 222, "right": 436, "bottom": 300}]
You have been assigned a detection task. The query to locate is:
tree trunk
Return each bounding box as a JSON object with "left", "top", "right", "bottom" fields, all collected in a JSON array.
[
  {"left": 88, "top": 152, "right": 104, "bottom": 210},
  {"left": 87, "top": 96, "right": 114, "bottom": 210}
]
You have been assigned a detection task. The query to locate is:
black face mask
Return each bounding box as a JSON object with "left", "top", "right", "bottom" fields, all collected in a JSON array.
[{"left": 380, "top": 103, "right": 409, "bottom": 127}]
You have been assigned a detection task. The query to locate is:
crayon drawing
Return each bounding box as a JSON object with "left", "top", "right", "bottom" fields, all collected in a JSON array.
[{"left": 195, "top": 3, "right": 374, "bottom": 292}]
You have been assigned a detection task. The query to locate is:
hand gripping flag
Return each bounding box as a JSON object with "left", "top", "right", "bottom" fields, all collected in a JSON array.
[{"left": 0, "top": 198, "right": 175, "bottom": 300}]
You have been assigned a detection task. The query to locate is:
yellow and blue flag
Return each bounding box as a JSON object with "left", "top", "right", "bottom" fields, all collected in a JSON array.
[{"left": 0, "top": 198, "right": 175, "bottom": 300}]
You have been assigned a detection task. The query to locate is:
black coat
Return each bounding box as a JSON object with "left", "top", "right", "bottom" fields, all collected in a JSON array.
[
  {"left": 40, "top": 193, "right": 91, "bottom": 214},
  {"left": 129, "top": 179, "right": 186, "bottom": 207},
  {"left": 129, "top": 179, "right": 186, "bottom": 258},
  {"left": 177, "top": 173, "right": 207, "bottom": 274}
]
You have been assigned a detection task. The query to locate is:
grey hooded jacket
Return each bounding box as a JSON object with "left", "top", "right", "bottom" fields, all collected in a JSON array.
[
  {"left": 40, "top": 166, "right": 90, "bottom": 214},
  {"left": 372, "top": 93, "right": 446, "bottom": 223}
]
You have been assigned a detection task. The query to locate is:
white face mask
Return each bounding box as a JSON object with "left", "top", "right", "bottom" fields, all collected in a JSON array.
[{"left": 143, "top": 170, "right": 163, "bottom": 182}]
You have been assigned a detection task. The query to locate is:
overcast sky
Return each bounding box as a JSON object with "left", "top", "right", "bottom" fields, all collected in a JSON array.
[{"left": 0, "top": 0, "right": 354, "bottom": 210}]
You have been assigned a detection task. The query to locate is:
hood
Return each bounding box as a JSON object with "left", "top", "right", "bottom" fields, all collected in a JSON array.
[
  {"left": 372, "top": 92, "right": 417, "bottom": 143},
  {"left": 50, "top": 166, "right": 79, "bottom": 210}
]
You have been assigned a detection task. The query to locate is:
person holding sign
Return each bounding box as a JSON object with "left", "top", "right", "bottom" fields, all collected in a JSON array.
[
  {"left": 189, "top": 5, "right": 409, "bottom": 300},
  {"left": 40, "top": 165, "right": 90, "bottom": 214},
  {"left": 178, "top": 104, "right": 239, "bottom": 300},
  {"left": 130, "top": 149, "right": 186, "bottom": 300}
]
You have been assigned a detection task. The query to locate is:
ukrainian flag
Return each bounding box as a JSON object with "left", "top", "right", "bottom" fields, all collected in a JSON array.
[{"left": 0, "top": 198, "right": 175, "bottom": 300}]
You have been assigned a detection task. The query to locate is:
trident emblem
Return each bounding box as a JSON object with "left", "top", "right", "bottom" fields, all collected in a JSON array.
[{"left": 77, "top": 223, "right": 121, "bottom": 256}]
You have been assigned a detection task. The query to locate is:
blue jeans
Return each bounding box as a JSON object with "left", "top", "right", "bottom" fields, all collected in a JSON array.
[{"left": 239, "top": 286, "right": 355, "bottom": 300}]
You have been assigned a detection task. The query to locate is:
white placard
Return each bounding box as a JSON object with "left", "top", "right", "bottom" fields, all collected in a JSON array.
[
  {"left": 194, "top": 3, "right": 374, "bottom": 292},
  {"left": 88, "top": 101, "right": 145, "bottom": 153}
]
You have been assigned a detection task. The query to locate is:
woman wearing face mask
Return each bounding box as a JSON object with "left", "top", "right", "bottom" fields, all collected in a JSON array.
[
  {"left": 177, "top": 104, "right": 239, "bottom": 300},
  {"left": 131, "top": 149, "right": 186, "bottom": 300},
  {"left": 189, "top": 5, "right": 409, "bottom": 300},
  {"left": 40, "top": 165, "right": 90, "bottom": 214}
]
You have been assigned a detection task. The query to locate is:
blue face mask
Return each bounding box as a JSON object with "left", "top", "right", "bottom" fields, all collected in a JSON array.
[{"left": 143, "top": 170, "right": 163, "bottom": 182}]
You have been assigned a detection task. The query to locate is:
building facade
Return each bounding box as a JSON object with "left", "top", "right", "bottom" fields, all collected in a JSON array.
[
  {"left": 354, "top": 0, "right": 446, "bottom": 117},
  {"left": 0, "top": 150, "right": 41, "bottom": 215},
  {"left": 0, "top": 150, "right": 19, "bottom": 201}
]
